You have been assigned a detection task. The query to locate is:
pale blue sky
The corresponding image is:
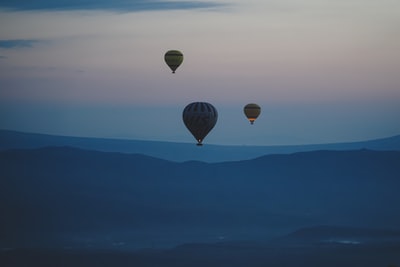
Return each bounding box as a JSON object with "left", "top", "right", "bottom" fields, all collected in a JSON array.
[{"left": 1, "top": 0, "right": 399, "bottom": 145}]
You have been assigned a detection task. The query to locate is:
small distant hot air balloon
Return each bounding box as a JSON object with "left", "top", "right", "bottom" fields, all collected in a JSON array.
[
  {"left": 244, "top": 103, "right": 261, "bottom": 124},
  {"left": 183, "top": 102, "right": 218, "bottom": 146},
  {"left": 164, "top": 50, "right": 183, "bottom": 73}
]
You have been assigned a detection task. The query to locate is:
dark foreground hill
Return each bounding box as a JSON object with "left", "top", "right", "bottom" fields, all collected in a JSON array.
[
  {"left": 1, "top": 129, "right": 400, "bottom": 162},
  {"left": 1, "top": 147, "right": 400, "bottom": 252},
  {"left": 1, "top": 226, "right": 400, "bottom": 267}
]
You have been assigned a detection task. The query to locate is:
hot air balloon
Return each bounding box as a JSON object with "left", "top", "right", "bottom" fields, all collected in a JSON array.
[
  {"left": 183, "top": 102, "right": 218, "bottom": 146},
  {"left": 164, "top": 50, "right": 183, "bottom": 73},
  {"left": 244, "top": 103, "right": 261, "bottom": 124}
]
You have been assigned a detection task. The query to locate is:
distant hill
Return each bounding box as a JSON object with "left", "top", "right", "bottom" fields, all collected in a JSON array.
[
  {"left": 1, "top": 129, "right": 400, "bottom": 162},
  {"left": 1, "top": 147, "right": 399, "bottom": 249}
]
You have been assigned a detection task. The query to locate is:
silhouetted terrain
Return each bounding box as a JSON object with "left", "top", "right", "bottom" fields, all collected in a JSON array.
[
  {"left": 1, "top": 147, "right": 400, "bottom": 251},
  {"left": 1, "top": 226, "right": 400, "bottom": 267},
  {"left": 1, "top": 129, "right": 400, "bottom": 162},
  {"left": 1, "top": 146, "right": 400, "bottom": 266}
]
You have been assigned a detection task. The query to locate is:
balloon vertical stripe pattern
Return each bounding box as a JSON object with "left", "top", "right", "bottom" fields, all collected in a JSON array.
[
  {"left": 164, "top": 50, "right": 184, "bottom": 73},
  {"left": 183, "top": 102, "right": 218, "bottom": 145}
]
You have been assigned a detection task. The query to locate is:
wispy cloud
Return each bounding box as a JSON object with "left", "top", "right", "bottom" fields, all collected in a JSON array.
[
  {"left": 0, "top": 39, "right": 39, "bottom": 49},
  {"left": 0, "top": 0, "right": 224, "bottom": 12}
]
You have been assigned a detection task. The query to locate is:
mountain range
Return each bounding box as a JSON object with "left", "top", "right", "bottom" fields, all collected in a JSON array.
[
  {"left": 1, "top": 146, "right": 399, "bottom": 250},
  {"left": 1, "top": 130, "right": 400, "bottom": 266},
  {"left": 1, "top": 129, "right": 400, "bottom": 162}
]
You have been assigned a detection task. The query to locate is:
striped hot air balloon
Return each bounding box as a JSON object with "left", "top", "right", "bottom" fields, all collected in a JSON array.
[
  {"left": 244, "top": 103, "right": 261, "bottom": 124},
  {"left": 164, "top": 50, "right": 183, "bottom": 73},
  {"left": 182, "top": 102, "right": 218, "bottom": 146}
]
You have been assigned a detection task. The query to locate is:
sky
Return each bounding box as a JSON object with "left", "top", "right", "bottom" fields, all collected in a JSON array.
[{"left": 0, "top": 0, "right": 399, "bottom": 146}]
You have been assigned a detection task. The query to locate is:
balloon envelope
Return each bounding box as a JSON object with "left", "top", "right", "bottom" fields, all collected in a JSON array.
[
  {"left": 244, "top": 103, "right": 261, "bottom": 124},
  {"left": 183, "top": 102, "right": 218, "bottom": 145},
  {"left": 164, "top": 50, "right": 183, "bottom": 73}
]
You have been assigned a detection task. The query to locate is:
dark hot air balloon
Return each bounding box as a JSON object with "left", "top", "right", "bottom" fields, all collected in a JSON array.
[
  {"left": 164, "top": 50, "right": 183, "bottom": 73},
  {"left": 244, "top": 103, "right": 261, "bottom": 124},
  {"left": 183, "top": 102, "right": 218, "bottom": 146}
]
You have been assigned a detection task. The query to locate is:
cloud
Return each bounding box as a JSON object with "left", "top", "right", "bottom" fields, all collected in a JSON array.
[
  {"left": 0, "top": 0, "right": 224, "bottom": 12},
  {"left": 0, "top": 39, "right": 39, "bottom": 49}
]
